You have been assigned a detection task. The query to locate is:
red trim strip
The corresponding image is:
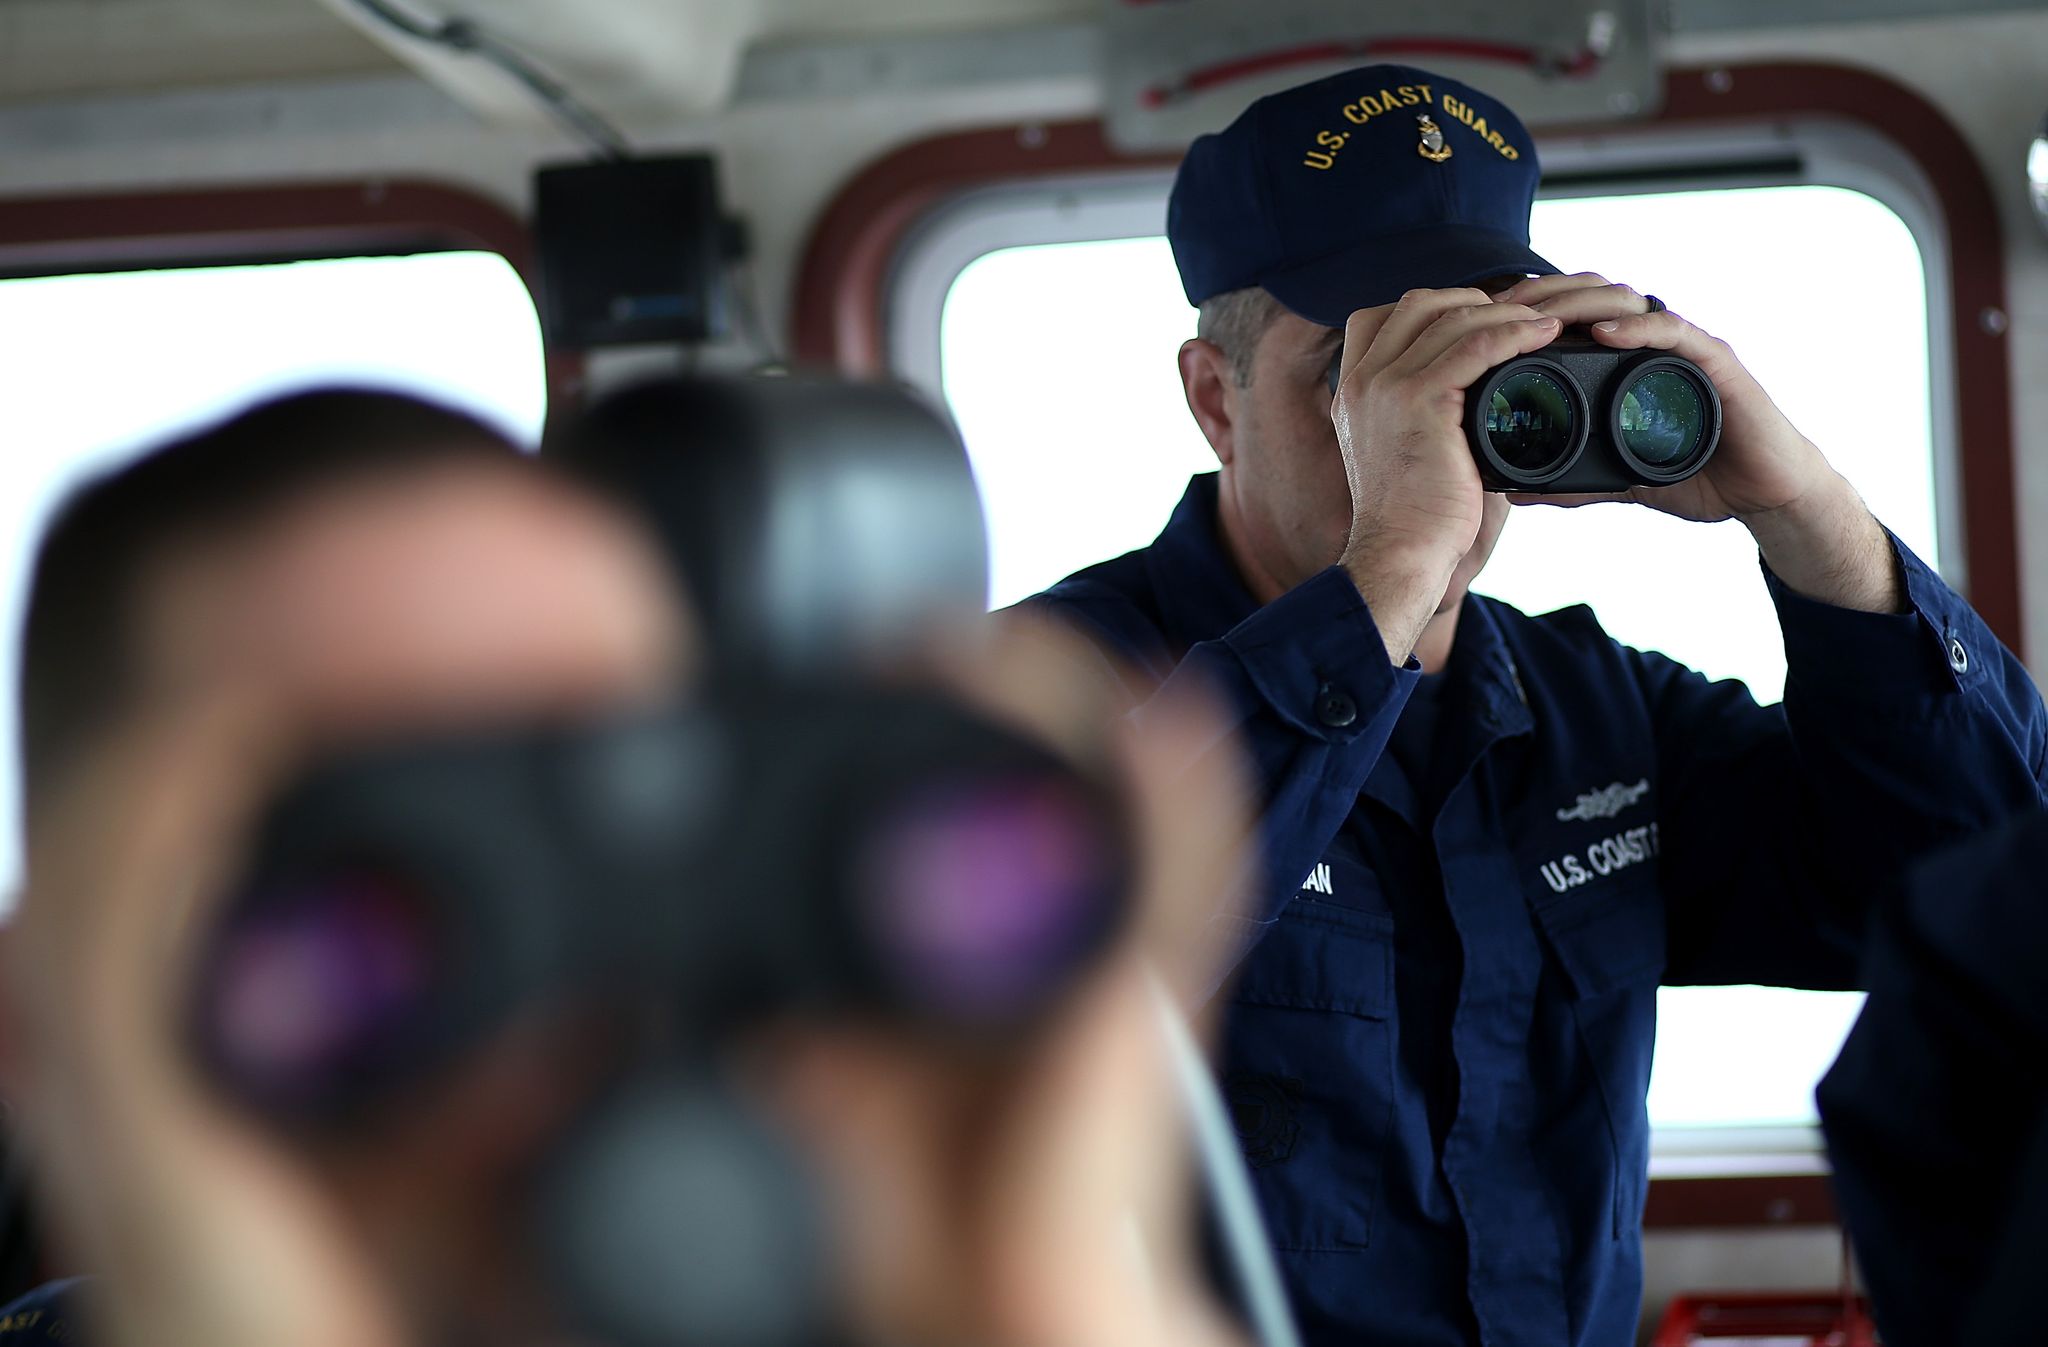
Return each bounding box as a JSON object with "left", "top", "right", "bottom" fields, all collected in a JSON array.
[
  {"left": 0, "top": 178, "right": 584, "bottom": 414},
  {"left": 1650, "top": 1292, "right": 1876, "bottom": 1346},
  {"left": 0, "top": 180, "right": 534, "bottom": 278},
  {"left": 1643, "top": 1173, "right": 1838, "bottom": 1229},
  {"left": 1143, "top": 37, "right": 1601, "bottom": 107},
  {"left": 793, "top": 122, "right": 1175, "bottom": 375}
]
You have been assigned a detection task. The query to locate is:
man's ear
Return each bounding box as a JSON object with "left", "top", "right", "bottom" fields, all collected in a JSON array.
[{"left": 1177, "top": 339, "right": 1240, "bottom": 468}]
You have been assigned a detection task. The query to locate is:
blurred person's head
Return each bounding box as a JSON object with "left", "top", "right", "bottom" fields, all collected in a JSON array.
[
  {"left": 549, "top": 374, "right": 1252, "bottom": 1347},
  {"left": 20, "top": 390, "right": 666, "bottom": 835},
  {"left": 7, "top": 385, "right": 1247, "bottom": 1347},
  {"left": 7, "top": 388, "right": 687, "bottom": 1347}
]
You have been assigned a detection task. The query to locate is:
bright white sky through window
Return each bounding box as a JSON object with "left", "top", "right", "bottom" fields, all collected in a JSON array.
[
  {"left": 940, "top": 184, "right": 1935, "bottom": 1130},
  {"left": 0, "top": 250, "right": 547, "bottom": 906}
]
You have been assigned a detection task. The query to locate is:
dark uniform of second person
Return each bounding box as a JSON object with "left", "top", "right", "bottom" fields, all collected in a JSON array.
[
  {"left": 1018, "top": 64, "right": 2048, "bottom": 1346},
  {"left": 1819, "top": 807, "right": 2048, "bottom": 1347}
]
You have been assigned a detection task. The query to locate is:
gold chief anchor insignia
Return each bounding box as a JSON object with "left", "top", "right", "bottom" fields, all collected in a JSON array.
[{"left": 1417, "top": 113, "right": 1452, "bottom": 163}]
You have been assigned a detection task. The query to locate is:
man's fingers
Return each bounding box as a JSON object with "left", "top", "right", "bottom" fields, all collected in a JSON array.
[
  {"left": 1491, "top": 271, "right": 1613, "bottom": 306},
  {"left": 1586, "top": 307, "right": 1707, "bottom": 355},
  {"left": 22, "top": 692, "right": 280, "bottom": 917},
  {"left": 1339, "top": 287, "right": 1491, "bottom": 386},
  {"left": 1525, "top": 282, "right": 1654, "bottom": 327},
  {"left": 1386, "top": 301, "right": 1553, "bottom": 378},
  {"left": 1113, "top": 674, "right": 1255, "bottom": 1005},
  {"left": 918, "top": 613, "right": 1253, "bottom": 1004},
  {"left": 12, "top": 688, "right": 292, "bottom": 1069},
  {"left": 5, "top": 688, "right": 411, "bottom": 1347},
  {"left": 929, "top": 612, "right": 1127, "bottom": 769},
  {"left": 1587, "top": 307, "right": 1753, "bottom": 389},
  {"left": 1384, "top": 312, "right": 1562, "bottom": 396}
]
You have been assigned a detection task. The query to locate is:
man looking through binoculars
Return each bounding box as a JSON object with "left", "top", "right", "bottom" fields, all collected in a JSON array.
[
  {"left": 1021, "top": 62, "right": 2048, "bottom": 1347},
  {"left": 0, "top": 389, "right": 1253, "bottom": 1347}
]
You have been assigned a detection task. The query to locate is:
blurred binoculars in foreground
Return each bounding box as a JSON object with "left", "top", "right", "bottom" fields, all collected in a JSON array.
[
  {"left": 184, "top": 372, "right": 1139, "bottom": 1347},
  {"left": 194, "top": 686, "right": 1132, "bottom": 1121}
]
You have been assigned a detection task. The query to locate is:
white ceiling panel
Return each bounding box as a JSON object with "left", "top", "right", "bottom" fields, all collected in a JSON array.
[{"left": 0, "top": 0, "right": 396, "bottom": 102}]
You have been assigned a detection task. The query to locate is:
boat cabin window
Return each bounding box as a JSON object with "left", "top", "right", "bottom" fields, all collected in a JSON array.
[
  {"left": 905, "top": 166, "right": 1940, "bottom": 1162},
  {"left": 0, "top": 249, "right": 546, "bottom": 901}
]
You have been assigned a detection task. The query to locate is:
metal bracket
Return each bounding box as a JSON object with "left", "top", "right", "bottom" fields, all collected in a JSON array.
[{"left": 1101, "top": 0, "right": 1665, "bottom": 151}]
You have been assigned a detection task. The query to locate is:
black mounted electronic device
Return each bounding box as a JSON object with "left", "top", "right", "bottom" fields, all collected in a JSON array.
[{"left": 534, "top": 155, "right": 735, "bottom": 349}]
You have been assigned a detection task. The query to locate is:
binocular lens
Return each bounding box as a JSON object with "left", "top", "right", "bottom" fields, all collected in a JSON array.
[
  {"left": 202, "top": 870, "right": 438, "bottom": 1108},
  {"left": 1484, "top": 370, "right": 1578, "bottom": 473},
  {"left": 1617, "top": 369, "right": 1707, "bottom": 467},
  {"left": 862, "top": 775, "right": 1117, "bottom": 1025}
]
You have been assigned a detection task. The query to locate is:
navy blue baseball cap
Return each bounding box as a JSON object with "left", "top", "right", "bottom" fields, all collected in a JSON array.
[{"left": 1168, "top": 64, "right": 1559, "bottom": 327}]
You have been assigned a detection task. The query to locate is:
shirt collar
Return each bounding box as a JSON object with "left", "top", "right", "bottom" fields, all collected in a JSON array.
[
  {"left": 1142, "top": 473, "right": 1261, "bottom": 647},
  {"left": 1441, "top": 594, "right": 1536, "bottom": 748}
]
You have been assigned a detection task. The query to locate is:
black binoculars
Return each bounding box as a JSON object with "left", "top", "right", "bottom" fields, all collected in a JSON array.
[
  {"left": 1329, "top": 326, "right": 1722, "bottom": 493},
  {"left": 193, "top": 686, "right": 1133, "bottom": 1124}
]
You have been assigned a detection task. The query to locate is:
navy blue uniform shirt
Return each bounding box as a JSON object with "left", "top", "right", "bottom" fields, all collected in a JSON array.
[
  {"left": 1019, "top": 473, "right": 2047, "bottom": 1347},
  {"left": 1819, "top": 808, "right": 2048, "bottom": 1347}
]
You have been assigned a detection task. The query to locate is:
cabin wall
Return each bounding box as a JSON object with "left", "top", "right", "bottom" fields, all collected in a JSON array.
[
  {"left": 0, "top": 67, "right": 1098, "bottom": 375},
  {"left": 1673, "top": 11, "right": 2048, "bottom": 664},
  {"left": 2, "top": 13, "right": 2041, "bottom": 662},
  {"left": 0, "top": 8, "right": 2041, "bottom": 1339}
]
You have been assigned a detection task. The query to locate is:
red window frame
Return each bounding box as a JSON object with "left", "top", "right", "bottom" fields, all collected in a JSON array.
[
  {"left": 792, "top": 61, "right": 2021, "bottom": 657},
  {"left": 790, "top": 62, "right": 2024, "bottom": 1230},
  {"left": 0, "top": 178, "right": 581, "bottom": 409}
]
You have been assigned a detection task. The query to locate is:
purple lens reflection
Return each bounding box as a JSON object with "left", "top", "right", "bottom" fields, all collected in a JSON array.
[
  {"left": 860, "top": 777, "right": 1113, "bottom": 1023},
  {"left": 205, "top": 871, "right": 437, "bottom": 1103}
]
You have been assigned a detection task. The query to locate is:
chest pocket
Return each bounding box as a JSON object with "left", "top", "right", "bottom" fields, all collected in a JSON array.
[
  {"left": 1221, "top": 900, "right": 1393, "bottom": 1253},
  {"left": 1516, "top": 765, "right": 1664, "bottom": 999},
  {"left": 1293, "top": 843, "right": 1393, "bottom": 919},
  {"left": 1531, "top": 878, "right": 1666, "bottom": 998},
  {"left": 1528, "top": 877, "right": 1665, "bottom": 1238}
]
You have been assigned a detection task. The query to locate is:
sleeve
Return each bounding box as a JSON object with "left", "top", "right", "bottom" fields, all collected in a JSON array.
[
  {"left": 1038, "top": 566, "right": 1418, "bottom": 995},
  {"left": 1645, "top": 531, "right": 2048, "bottom": 988}
]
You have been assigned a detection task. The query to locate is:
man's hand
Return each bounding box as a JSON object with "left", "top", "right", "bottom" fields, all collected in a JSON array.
[
  {"left": 755, "top": 619, "right": 1252, "bottom": 1347},
  {"left": 3, "top": 693, "right": 410, "bottom": 1347},
  {"left": 1330, "top": 287, "right": 1563, "bottom": 662},
  {"left": 1498, "top": 273, "right": 1903, "bottom": 613}
]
